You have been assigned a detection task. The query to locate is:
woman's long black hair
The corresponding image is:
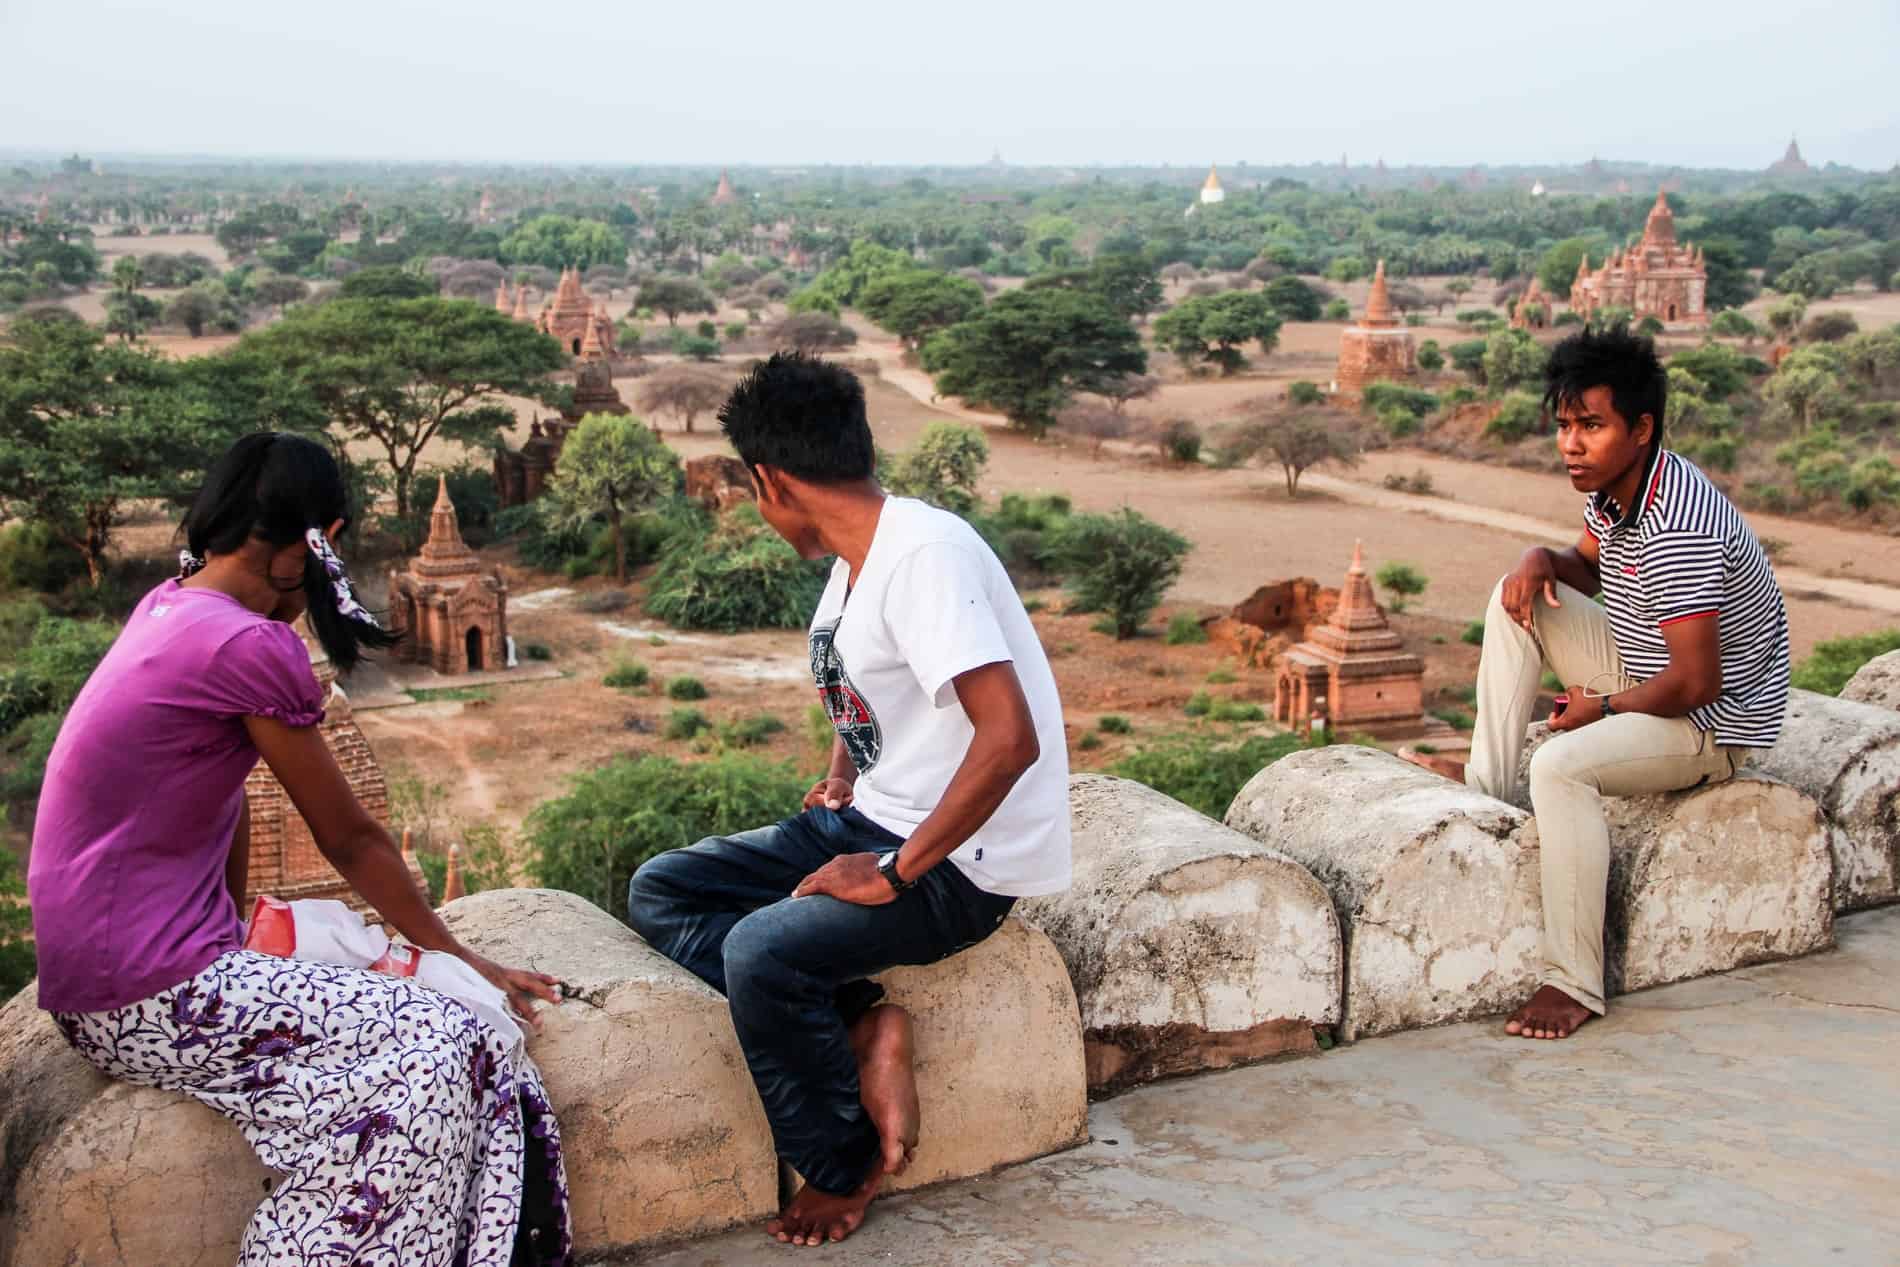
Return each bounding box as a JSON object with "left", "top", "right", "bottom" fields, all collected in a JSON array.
[{"left": 180, "top": 432, "right": 399, "bottom": 672}]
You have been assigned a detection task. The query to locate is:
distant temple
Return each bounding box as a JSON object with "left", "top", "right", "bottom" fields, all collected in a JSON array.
[
  {"left": 1769, "top": 137, "right": 1812, "bottom": 175},
  {"left": 1185, "top": 165, "right": 1225, "bottom": 217},
  {"left": 389, "top": 479, "right": 509, "bottom": 675},
  {"left": 1511, "top": 276, "right": 1551, "bottom": 330},
  {"left": 1568, "top": 189, "right": 1708, "bottom": 326},
  {"left": 1273, "top": 542, "right": 1424, "bottom": 734},
  {"left": 1335, "top": 260, "right": 1417, "bottom": 397},
  {"left": 711, "top": 169, "right": 738, "bottom": 206},
  {"left": 496, "top": 268, "right": 616, "bottom": 358}
]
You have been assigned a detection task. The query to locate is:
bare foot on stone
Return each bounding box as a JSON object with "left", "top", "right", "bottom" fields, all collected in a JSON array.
[
  {"left": 767, "top": 1167, "right": 883, "bottom": 1247},
  {"left": 1505, "top": 985, "right": 1596, "bottom": 1040},
  {"left": 850, "top": 1004, "right": 921, "bottom": 1176}
]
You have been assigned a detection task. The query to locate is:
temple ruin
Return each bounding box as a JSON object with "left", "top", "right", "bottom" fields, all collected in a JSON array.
[
  {"left": 497, "top": 267, "right": 616, "bottom": 357},
  {"left": 1335, "top": 260, "right": 1417, "bottom": 397},
  {"left": 1273, "top": 542, "right": 1424, "bottom": 733},
  {"left": 1568, "top": 189, "right": 1708, "bottom": 327},
  {"left": 1510, "top": 275, "right": 1551, "bottom": 330},
  {"left": 1769, "top": 137, "right": 1811, "bottom": 176},
  {"left": 388, "top": 478, "right": 509, "bottom": 675}
]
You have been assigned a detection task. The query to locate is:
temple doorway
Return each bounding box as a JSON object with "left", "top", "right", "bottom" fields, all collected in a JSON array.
[
  {"left": 571, "top": 338, "right": 582, "bottom": 355},
  {"left": 1666, "top": 303, "right": 1679, "bottom": 321},
  {"left": 465, "top": 627, "right": 484, "bottom": 672}
]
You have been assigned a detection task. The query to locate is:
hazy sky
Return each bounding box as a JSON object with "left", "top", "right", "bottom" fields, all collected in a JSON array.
[{"left": 4, "top": 0, "right": 1896, "bottom": 170}]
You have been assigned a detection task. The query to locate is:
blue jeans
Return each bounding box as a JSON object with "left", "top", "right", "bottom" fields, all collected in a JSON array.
[{"left": 626, "top": 805, "right": 1015, "bottom": 1195}]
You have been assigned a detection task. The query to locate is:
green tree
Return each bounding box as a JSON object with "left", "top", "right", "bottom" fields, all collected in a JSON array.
[
  {"left": 1326, "top": 258, "right": 1369, "bottom": 283},
  {"left": 636, "top": 277, "right": 716, "bottom": 326},
  {"left": 1263, "top": 276, "right": 1324, "bottom": 321},
  {"left": 247, "top": 271, "right": 309, "bottom": 314},
  {"left": 857, "top": 269, "right": 984, "bottom": 345},
  {"left": 499, "top": 215, "right": 627, "bottom": 271},
  {"left": 1482, "top": 328, "right": 1548, "bottom": 395},
  {"left": 1374, "top": 561, "right": 1428, "bottom": 613},
  {"left": 1049, "top": 509, "right": 1191, "bottom": 639},
  {"left": 1226, "top": 408, "right": 1363, "bottom": 497},
  {"left": 922, "top": 287, "right": 1146, "bottom": 436},
  {"left": 881, "top": 422, "right": 990, "bottom": 514},
  {"left": 1764, "top": 351, "right": 1844, "bottom": 432},
  {"left": 1151, "top": 291, "right": 1283, "bottom": 375},
  {"left": 1710, "top": 310, "right": 1758, "bottom": 339},
  {"left": 338, "top": 266, "right": 439, "bottom": 300},
  {"left": 1538, "top": 237, "right": 1596, "bottom": 298},
  {"left": 545, "top": 414, "right": 679, "bottom": 582},
  {"left": 635, "top": 364, "right": 729, "bottom": 433},
  {"left": 163, "top": 287, "right": 222, "bottom": 337},
  {"left": 0, "top": 316, "right": 225, "bottom": 584},
  {"left": 103, "top": 292, "right": 162, "bottom": 342},
  {"left": 807, "top": 239, "right": 911, "bottom": 308},
  {"left": 1084, "top": 251, "right": 1165, "bottom": 323},
  {"left": 232, "top": 298, "right": 565, "bottom": 518},
  {"left": 766, "top": 311, "right": 858, "bottom": 354}
]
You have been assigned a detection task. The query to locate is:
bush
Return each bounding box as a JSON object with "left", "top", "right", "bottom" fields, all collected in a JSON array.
[
  {"left": 1362, "top": 382, "right": 1439, "bottom": 421},
  {"left": 1108, "top": 731, "right": 1305, "bottom": 819},
  {"left": 1047, "top": 509, "right": 1191, "bottom": 639},
  {"left": 968, "top": 493, "right": 1074, "bottom": 588},
  {"left": 1417, "top": 340, "right": 1444, "bottom": 372},
  {"left": 1287, "top": 380, "right": 1325, "bottom": 405},
  {"left": 523, "top": 642, "right": 554, "bottom": 661},
  {"left": 1485, "top": 391, "right": 1545, "bottom": 441},
  {"left": 1790, "top": 629, "right": 1900, "bottom": 696},
  {"left": 719, "top": 713, "right": 786, "bottom": 748},
  {"left": 1155, "top": 419, "right": 1203, "bottom": 464},
  {"left": 1184, "top": 690, "right": 1212, "bottom": 718},
  {"left": 524, "top": 752, "right": 808, "bottom": 917},
  {"left": 1374, "top": 562, "right": 1428, "bottom": 613},
  {"left": 604, "top": 660, "right": 649, "bottom": 689},
  {"left": 1322, "top": 299, "right": 1351, "bottom": 321},
  {"left": 665, "top": 675, "right": 708, "bottom": 701},
  {"left": 645, "top": 504, "right": 828, "bottom": 632},
  {"left": 1097, "top": 714, "right": 1133, "bottom": 735},
  {"left": 1461, "top": 619, "right": 1485, "bottom": 645},
  {"left": 0, "top": 846, "right": 35, "bottom": 1000},
  {"left": 1711, "top": 310, "right": 1757, "bottom": 339},
  {"left": 0, "top": 521, "right": 87, "bottom": 594},
  {"left": 1205, "top": 666, "right": 1237, "bottom": 685},
  {"left": 1430, "top": 707, "right": 1475, "bottom": 731},
  {"left": 663, "top": 707, "right": 710, "bottom": 740},
  {"left": 1208, "top": 698, "right": 1265, "bottom": 723},
  {"left": 1164, "top": 613, "right": 1209, "bottom": 645},
  {"left": 881, "top": 422, "right": 990, "bottom": 514},
  {"left": 1077, "top": 732, "right": 1102, "bottom": 752}
]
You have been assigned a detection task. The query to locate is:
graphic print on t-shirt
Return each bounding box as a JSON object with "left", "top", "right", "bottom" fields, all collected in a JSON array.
[{"left": 809, "top": 618, "right": 882, "bottom": 773}]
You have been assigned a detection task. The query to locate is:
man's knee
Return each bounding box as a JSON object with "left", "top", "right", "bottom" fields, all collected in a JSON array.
[
  {"left": 721, "top": 908, "right": 792, "bottom": 999},
  {"left": 626, "top": 845, "right": 701, "bottom": 938},
  {"left": 1527, "top": 733, "right": 1594, "bottom": 802}
]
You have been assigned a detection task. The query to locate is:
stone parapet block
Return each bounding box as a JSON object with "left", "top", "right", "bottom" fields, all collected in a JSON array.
[
  {"left": 1842, "top": 650, "right": 1900, "bottom": 711},
  {"left": 1018, "top": 774, "right": 1340, "bottom": 1094},
  {"left": 1226, "top": 746, "right": 1539, "bottom": 1041},
  {"left": 1752, "top": 690, "right": 1900, "bottom": 911},
  {"left": 1227, "top": 745, "right": 1835, "bottom": 1040}
]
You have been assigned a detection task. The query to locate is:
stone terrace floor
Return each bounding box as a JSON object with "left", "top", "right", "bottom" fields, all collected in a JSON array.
[{"left": 626, "top": 908, "right": 1900, "bottom": 1267}]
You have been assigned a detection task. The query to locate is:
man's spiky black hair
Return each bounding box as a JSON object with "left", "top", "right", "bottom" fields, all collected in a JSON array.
[
  {"left": 717, "top": 351, "right": 874, "bottom": 483},
  {"left": 1542, "top": 325, "right": 1668, "bottom": 452}
]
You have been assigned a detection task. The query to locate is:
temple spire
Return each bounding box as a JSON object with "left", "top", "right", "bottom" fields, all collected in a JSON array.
[{"left": 1362, "top": 260, "right": 1396, "bottom": 326}]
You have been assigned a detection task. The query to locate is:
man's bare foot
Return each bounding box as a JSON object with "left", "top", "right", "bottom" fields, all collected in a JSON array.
[
  {"left": 849, "top": 1004, "right": 920, "bottom": 1176},
  {"left": 766, "top": 1167, "right": 883, "bottom": 1246},
  {"left": 1398, "top": 747, "right": 1468, "bottom": 783},
  {"left": 1504, "top": 985, "right": 1595, "bottom": 1039}
]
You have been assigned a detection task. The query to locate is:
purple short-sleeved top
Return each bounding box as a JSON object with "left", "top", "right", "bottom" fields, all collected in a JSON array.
[{"left": 28, "top": 580, "right": 325, "bottom": 1013}]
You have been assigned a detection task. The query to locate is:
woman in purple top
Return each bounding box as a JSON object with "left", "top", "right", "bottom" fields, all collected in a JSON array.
[{"left": 28, "top": 434, "right": 571, "bottom": 1266}]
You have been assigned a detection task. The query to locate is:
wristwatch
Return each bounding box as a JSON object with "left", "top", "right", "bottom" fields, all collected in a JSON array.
[
  {"left": 876, "top": 850, "right": 915, "bottom": 894},
  {"left": 1601, "top": 694, "right": 1618, "bottom": 717}
]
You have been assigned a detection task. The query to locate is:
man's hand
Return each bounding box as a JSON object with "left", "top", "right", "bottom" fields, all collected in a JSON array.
[
  {"left": 803, "top": 777, "right": 855, "bottom": 812},
  {"left": 1501, "top": 548, "right": 1562, "bottom": 632},
  {"left": 462, "top": 953, "right": 562, "bottom": 1031},
  {"left": 792, "top": 852, "right": 896, "bottom": 906},
  {"left": 1549, "top": 685, "right": 1603, "bottom": 733}
]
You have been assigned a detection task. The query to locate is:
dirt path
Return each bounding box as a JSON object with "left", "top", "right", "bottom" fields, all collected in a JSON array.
[{"left": 357, "top": 705, "right": 502, "bottom": 819}]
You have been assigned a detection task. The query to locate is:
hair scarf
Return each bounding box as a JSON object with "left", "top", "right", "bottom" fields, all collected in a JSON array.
[{"left": 177, "top": 528, "right": 384, "bottom": 630}]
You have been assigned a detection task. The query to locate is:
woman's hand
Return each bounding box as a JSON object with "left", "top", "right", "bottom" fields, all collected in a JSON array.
[{"left": 464, "top": 953, "right": 562, "bottom": 1031}]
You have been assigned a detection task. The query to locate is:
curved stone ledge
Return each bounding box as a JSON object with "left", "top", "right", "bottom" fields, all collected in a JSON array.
[
  {"left": 1017, "top": 774, "right": 1341, "bottom": 1095},
  {"left": 1753, "top": 690, "right": 1900, "bottom": 911},
  {"left": 2, "top": 888, "right": 1089, "bottom": 1264},
  {"left": 1841, "top": 649, "right": 1900, "bottom": 711},
  {"left": 1226, "top": 746, "right": 1539, "bottom": 1041},
  {"left": 1227, "top": 745, "right": 1835, "bottom": 1041}
]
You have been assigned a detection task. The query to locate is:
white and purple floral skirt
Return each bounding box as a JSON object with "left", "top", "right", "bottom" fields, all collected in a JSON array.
[{"left": 54, "top": 949, "right": 570, "bottom": 1267}]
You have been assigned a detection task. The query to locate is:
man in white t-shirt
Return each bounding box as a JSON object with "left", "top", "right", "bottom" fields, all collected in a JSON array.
[{"left": 627, "top": 352, "right": 1071, "bottom": 1247}]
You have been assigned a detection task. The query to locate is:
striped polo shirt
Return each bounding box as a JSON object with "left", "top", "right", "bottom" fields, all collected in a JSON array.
[{"left": 1583, "top": 447, "right": 1790, "bottom": 748}]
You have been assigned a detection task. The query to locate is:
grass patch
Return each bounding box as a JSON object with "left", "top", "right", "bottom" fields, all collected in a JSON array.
[
  {"left": 720, "top": 713, "right": 787, "bottom": 748},
  {"left": 1077, "top": 732, "right": 1103, "bottom": 751},
  {"left": 665, "top": 675, "right": 709, "bottom": 701},
  {"left": 1208, "top": 699, "right": 1266, "bottom": 723},
  {"left": 664, "top": 707, "right": 710, "bottom": 740},
  {"left": 1109, "top": 731, "right": 1306, "bottom": 819},
  {"left": 1791, "top": 628, "right": 1900, "bottom": 696},
  {"left": 1461, "top": 619, "right": 1485, "bottom": 646},
  {"left": 1205, "top": 666, "right": 1237, "bottom": 685},
  {"left": 1431, "top": 707, "right": 1475, "bottom": 731},
  {"left": 1164, "top": 613, "right": 1209, "bottom": 646},
  {"left": 408, "top": 686, "right": 494, "bottom": 704},
  {"left": 1097, "top": 714, "right": 1133, "bottom": 735},
  {"left": 1183, "top": 690, "right": 1213, "bottom": 718}
]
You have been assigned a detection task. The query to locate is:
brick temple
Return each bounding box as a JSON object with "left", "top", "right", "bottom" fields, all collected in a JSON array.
[
  {"left": 1335, "top": 260, "right": 1417, "bottom": 398},
  {"left": 388, "top": 478, "right": 509, "bottom": 675},
  {"left": 1273, "top": 541, "right": 1424, "bottom": 734},
  {"left": 1568, "top": 190, "right": 1708, "bottom": 327},
  {"left": 496, "top": 267, "right": 616, "bottom": 358}
]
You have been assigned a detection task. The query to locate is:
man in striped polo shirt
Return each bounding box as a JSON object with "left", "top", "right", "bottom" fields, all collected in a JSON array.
[{"left": 1465, "top": 326, "right": 1790, "bottom": 1040}]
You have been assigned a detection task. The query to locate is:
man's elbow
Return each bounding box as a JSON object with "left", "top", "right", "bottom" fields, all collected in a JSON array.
[{"left": 994, "top": 724, "right": 1040, "bottom": 778}]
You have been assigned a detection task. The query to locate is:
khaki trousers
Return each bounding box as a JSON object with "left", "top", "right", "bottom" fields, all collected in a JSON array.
[{"left": 1465, "top": 579, "right": 1740, "bottom": 1013}]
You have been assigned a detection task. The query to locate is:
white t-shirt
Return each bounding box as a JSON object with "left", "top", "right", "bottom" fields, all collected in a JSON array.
[{"left": 808, "top": 497, "right": 1071, "bottom": 898}]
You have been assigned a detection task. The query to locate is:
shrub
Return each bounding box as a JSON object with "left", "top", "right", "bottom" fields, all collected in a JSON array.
[
  {"left": 1417, "top": 340, "right": 1444, "bottom": 372},
  {"left": 604, "top": 660, "right": 649, "bottom": 690},
  {"left": 523, "top": 642, "right": 554, "bottom": 661},
  {"left": 1077, "top": 732, "right": 1102, "bottom": 751},
  {"left": 0, "top": 846, "right": 35, "bottom": 1000},
  {"left": 1047, "top": 509, "right": 1192, "bottom": 639},
  {"left": 719, "top": 713, "right": 786, "bottom": 748},
  {"left": 524, "top": 752, "right": 807, "bottom": 918},
  {"left": 1208, "top": 698, "right": 1265, "bottom": 723},
  {"left": 1431, "top": 707, "right": 1475, "bottom": 731},
  {"left": 1801, "top": 311, "right": 1859, "bottom": 344},
  {"left": 1711, "top": 310, "right": 1757, "bottom": 339},
  {"left": 1184, "top": 691, "right": 1213, "bottom": 718},
  {"left": 723, "top": 321, "right": 748, "bottom": 343},
  {"left": 663, "top": 707, "right": 710, "bottom": 740},
  {"left": 881, "top": 422, "right": 990, "bottom": 514},
  {"left": 1374, "top": 562, "right": 1428, "bottom": 613},
  {"left": 1362, "top": 382, "right": 1439, "bottom": 421},
  {"left": 1164, "top": 613, "right": 1209, "bottom": 645},
  {"left": 1287, "top": 380, "right": 1325, "bottom": 405},
  {"left": 645, "top": 504, "right": 828, "bottom": 632},
  {"left": 1485, "top": 391, "right": 1545, "bottom": 441},
  {"left": 1155, "top": 419, "right": 1203, "bottom": 464},
  {"left": 1205, "top": 666, "right": 1237, "bottom": 685},
  {"left": 1322, "top": 299, "right": 1351, "bottom": 321},
  {"left": 1108, "top": 731, "right": 1305, "bottom": 819},
  {"left": 1461, "top": 619, "right": 1485, "bottom": 645},
  {"left": 665, "top": 675, "right": 708, "bottom": 700},
  {"left": 1097, "top": 714, "right": 1133, "bottom": 735},
  {"left": 0, "top": 521, "right": 87, "bottom": 594},
  {"left": 1790, "top": 629, "right": 1900, "bottom": 695},
  {"left": 969, "top": 493, "right": 1074, "bottom": 587}
]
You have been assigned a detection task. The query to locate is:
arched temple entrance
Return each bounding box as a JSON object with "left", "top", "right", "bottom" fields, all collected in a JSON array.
[{"left": 465, "top": 627, "right": 484, "bottom": 672}]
